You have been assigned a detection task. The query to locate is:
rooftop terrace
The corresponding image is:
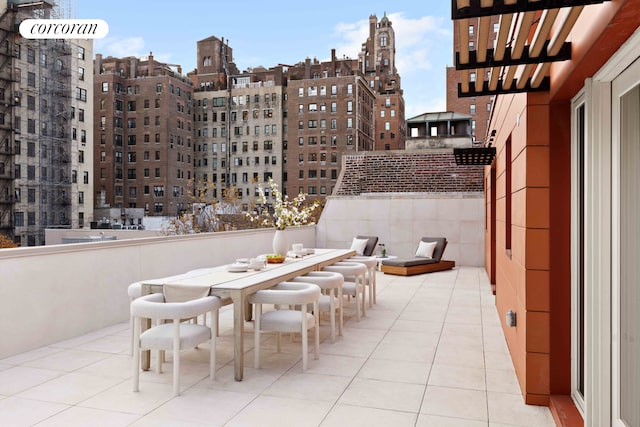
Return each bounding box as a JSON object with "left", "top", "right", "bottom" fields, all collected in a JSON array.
[{"left": 0, "top": 267, "right": 554, "bottom": 426}]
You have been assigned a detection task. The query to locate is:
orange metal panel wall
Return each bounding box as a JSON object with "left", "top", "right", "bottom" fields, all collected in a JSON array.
[{"left": 486, "top": 89, "right": 553, "bottom": 404}]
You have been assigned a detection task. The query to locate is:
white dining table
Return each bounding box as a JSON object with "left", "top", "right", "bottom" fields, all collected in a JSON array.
[{"left": 141, "top": 248, "right": 356, "bottom": 381}]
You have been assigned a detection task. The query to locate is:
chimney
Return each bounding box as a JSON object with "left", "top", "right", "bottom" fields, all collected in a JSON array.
[
  {"left": 305, "top": 57, "right": 311, "bottom": 79},
  {"left": 95, "top": 53, "right": 103, "bottom": 74},
  {"left": 148, "top": 51, "right": 154, "bottom": 75},
  {"left": 129, "top": 57, "right": 137, "bottom": 78}
]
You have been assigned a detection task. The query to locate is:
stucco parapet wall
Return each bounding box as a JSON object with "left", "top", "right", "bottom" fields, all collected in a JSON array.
[
  {"left": 328, "top": 192, "right": 483, "bottom": 200},
  {"left": 335, "top": 150, "right": 484, "bottom": 196}
]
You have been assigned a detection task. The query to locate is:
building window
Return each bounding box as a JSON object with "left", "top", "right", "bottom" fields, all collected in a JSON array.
[
  {"left": 572, "top": 99, "right": 586, "bottom": 405},
  {"left": 470, "top": 104, "right": 476, "bottom": 114},
  {"left": 78, "top": 46, "right": 85, "bottom": 60},
  {"left": 469, "top": 25, "right": 474, "bottom": 36},
  {"left": 13, "top": 212, "right": 24, "bottom": 227},
  {"left": 505, "top": 136, "right": 512, "bottom": 254}
]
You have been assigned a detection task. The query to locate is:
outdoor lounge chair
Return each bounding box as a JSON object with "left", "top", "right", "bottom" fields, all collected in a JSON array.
[{"left": 380, "top": 237, "right": 455, "bottom": 276}]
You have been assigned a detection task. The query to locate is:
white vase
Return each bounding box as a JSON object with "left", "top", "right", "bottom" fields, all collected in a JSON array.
[{"left": 272, "top": 229, "right": 289, "bottom": 256}]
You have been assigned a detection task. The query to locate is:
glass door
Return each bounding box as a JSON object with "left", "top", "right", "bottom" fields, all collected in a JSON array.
[{"left": 612, "top": 57, "right": 640, "bottom": 427}]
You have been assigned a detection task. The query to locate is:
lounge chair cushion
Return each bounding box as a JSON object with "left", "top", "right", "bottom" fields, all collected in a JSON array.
[
  {"left": 415, "top": 240, "right": 437, "bottom": 258},
  {"left": 381, "top": 257, "right": 438, "bottom": 267},
  {"left": 421, "top": 237, "right": 447, "bottom": 262},
  {"left": 350, "top": 237, "right": 369, "bottom": 256}
]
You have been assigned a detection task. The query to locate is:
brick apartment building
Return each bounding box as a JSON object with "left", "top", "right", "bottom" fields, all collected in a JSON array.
[
  {"left": 93, "top": 53, "right": 194, "bottom": 217},
  {"left": 189, "top": 36, "right": 287, "bottom": 208},
  {"left": 446, "top": 15, "right": 500, "bottom": 144},
  {"left": 187, "top": 14, "right": 403, "bottom": 206},
  {"left": 284, "top": 55, "right": 375, "bottom": 199},
  {"left": 188, "top": 36, "right": 375, "bottom": 205}
]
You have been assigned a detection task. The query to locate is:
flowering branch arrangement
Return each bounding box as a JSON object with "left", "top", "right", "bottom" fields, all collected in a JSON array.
[{"left": 245, "top": 178, "right": 321, "bottom": 230}]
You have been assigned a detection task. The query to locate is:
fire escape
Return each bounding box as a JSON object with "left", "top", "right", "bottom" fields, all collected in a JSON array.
[
  {"left": 38, "top": 38, "right": 72, "bottom": 235},
  {"left": 0, "top": 5, "right": 17, "bottom": 241}
]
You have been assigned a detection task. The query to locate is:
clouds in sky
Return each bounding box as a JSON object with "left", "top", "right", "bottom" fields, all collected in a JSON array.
[
  {"left": 95, "top": 36, "right": 145, "bottom": 58},
  {"left": 94, "top": 36, "right": 173, "bottom": 65},
  {"left": 92, "top": 10, "right": 452, "bottom": 118}
]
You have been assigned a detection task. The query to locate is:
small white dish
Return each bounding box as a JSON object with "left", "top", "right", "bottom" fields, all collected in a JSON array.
[{"left": 227, "top": 263, "right": 248, "bottom": 273}]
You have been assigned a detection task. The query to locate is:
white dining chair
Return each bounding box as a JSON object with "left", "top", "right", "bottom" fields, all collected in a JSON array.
[
  {"left": 291, "top": 271, "right": 344, "bottom": 342},
  {"left": 322, "top": 261, "right": 368, "bottom": 321},
  {"left": 248, "top": 281, "right": 321, "bottom": 370},
  {"left": 349, "top": 255, "right": 378, "bottom": 307},
  {"left": 131, "top": 293, "right": 221, "bottom": 396},
  {"left": 127, "top": 271, "right": 208, "bottom": 355}
]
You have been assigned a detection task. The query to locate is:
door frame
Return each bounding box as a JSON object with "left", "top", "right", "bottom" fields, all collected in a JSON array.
[
  {"left": 610, "top": 55, "right": 640, "bottom": 427},
  {"left": 581, "top": 27, "right": 640, "bottom": 427}
]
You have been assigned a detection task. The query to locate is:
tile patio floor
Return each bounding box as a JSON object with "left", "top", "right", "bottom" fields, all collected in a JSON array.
[{"left": 0, "top": 267, "right": 556, "bottom": 426}]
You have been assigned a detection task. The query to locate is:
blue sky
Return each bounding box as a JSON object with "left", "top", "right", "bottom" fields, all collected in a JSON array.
[{"left": 73, "top": 1, "right": 454, "bottom": 118}]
